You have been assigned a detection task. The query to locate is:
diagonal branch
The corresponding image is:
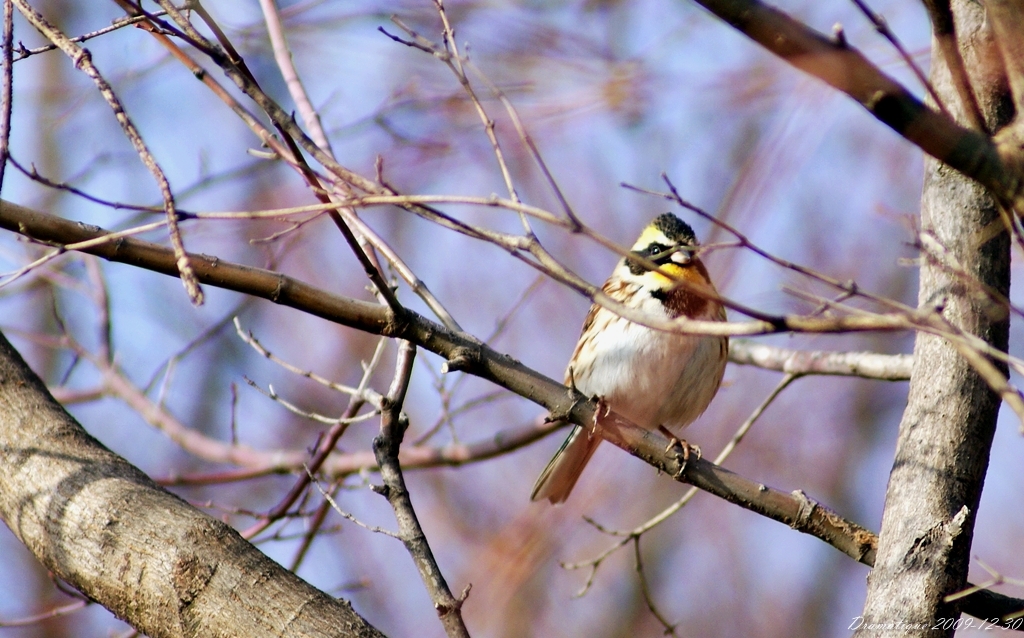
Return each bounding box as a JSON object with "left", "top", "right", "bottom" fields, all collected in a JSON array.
[
  {"left": 2, "top": 198, "right": 1022, "bottom": 623},
  {"left": 254, "top": 0, "right": 333, "bottom": 154},
  {"left": 0, "top": 328, "right": 384, "bottom": 637},
  {"left": 590, "top": 408, "right": 1024, "bottom": 625},
  {"left": 13, "top": 0, "right": 202, "bottom": 304},
  {"left": 689, "top": 0, "right": 1024, "bottom": 209},
  {"left": 114, "top": 0, "right": 408, "bottom": 319},
  {"left": 849, "top": 0, "right": 949, "bottom": 118}
]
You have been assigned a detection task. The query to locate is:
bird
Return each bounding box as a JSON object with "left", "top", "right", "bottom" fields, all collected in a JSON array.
[{"left": 530, "top": 212, "right": 728, "bottom": 504}]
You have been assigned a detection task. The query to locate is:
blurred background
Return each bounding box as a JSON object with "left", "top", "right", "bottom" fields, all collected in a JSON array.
[{"left": 1, "top": 0, "right": 1022, "bottom": 636}]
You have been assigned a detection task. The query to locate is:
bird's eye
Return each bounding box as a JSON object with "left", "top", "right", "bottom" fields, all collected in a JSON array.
[{"left": 649, "top": 246, "right": 662, "bottom": 256}]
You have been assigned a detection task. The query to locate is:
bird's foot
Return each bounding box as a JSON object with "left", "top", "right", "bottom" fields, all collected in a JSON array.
[
  {"left": 659, "top": 425, "right": 700, "bottom": 479},
  {"left": 588, "top": 396, "right": 610, "bottom": 438}
]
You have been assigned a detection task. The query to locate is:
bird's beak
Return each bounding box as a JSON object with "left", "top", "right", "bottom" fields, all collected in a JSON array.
[{"left": 670, "top": 247, "right": 693, "bottom": 265}]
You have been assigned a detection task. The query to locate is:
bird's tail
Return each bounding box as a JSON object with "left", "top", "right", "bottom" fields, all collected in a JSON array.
[{"left": 530, "top": 424, "right": 601, "bottom": 504}]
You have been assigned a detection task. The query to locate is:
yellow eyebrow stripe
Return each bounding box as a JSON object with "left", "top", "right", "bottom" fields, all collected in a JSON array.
[{"left": 631, "top": 225, "right": 667, "bottom": 251}]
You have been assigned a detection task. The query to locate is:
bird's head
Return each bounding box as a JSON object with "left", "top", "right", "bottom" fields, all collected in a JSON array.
[{"left": 622, "top": 213, "right": 702, "bottom": 287}]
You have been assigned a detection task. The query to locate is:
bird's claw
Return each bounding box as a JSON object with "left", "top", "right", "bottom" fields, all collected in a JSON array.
[
  {"left": 659, "top": 425, "right": 699, "bottom": 479},
  {"left": 588, "top": 396, "right": 609, "bottom": 438}
]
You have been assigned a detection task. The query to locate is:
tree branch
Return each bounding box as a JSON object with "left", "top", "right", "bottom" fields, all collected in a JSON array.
[
  {"left": 254, "top": 0, "right": 333, "bottom": 154},
  {"left": 689, "top": 0, "right": 1024, "bottom": 209},
  {"left": 372, "top": 341, "right": 470, "bottom": 637},
  {"left": 1, "top": 199, "right": 1021, "bottom": 624},
  {"left": 984, "top": 0, "right": 1024, "bottom": 119},
  {"left": 13, "top": 0, "right": 202, "bottom": 303},
  {"left": 590, "top": 408, "right": 1023, "bottom": 625},
  {"left": 0, "top": 329, "right": 384, "bottom": 638},
  {"left": 0, "top": 0, "right": 13, "bottom": 195},
  {"left": 728, "top": 339, "right": 912, "bottom": 380},
  {"left": 922, "top": 0, "right": 986, "bottom": 131}
]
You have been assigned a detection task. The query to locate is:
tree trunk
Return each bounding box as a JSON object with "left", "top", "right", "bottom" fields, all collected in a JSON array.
[
  {"left": 858, "top": 2, "right": 1013, "bottom": 635},
  {"left": 0, "top": 330, "right": 385, "bottom": 638}
]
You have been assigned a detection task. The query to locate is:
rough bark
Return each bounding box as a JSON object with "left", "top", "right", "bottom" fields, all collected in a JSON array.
[
  {"left": 0, "top": 331, "right": 385, "bottom": 638},
  {"left": 858, "top": 3, "right": 1013, "bottom": 635}
]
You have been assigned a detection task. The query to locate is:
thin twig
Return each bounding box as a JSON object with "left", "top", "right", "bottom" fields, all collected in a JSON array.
[
  {"left": 849, "top": 0, "right": 950, "bottom": 118},
  {"left": 305, "top": 470, "right": 400, "bottom": 539},
  {"left": 12, "top": 12, "right": 166, "bottom": 61},
  {"left": 244, "top": 378, "right": 380, "bottom": 426},
  {"left": 337, "top": 207, "right": 463, "bottom": 331},
  {"left": 12, "top": 0, "right": 202, "bottom": 304},
  {"left": 387, "top": 8, "right": 527, "bottom": 232},
  {"left": 567, "top": 375, "right": 800, "bottom": 595},
  {"left": 137, "top": 0, "right": 407, "bottom": 318},
  {"left": 288, "top": 492, "right": 333, "bottom": 571},
  {"left": 918, "top": 231, "right": 1024, "bottom": 320},
  {"left": 0, "top": 0, "right": 13, "bottom": 195},
  {"left": 371, "top": 340, "right": 470, "bottom": 638},
  {"left": 633, "top": 536, "right": 677, "bottom": 636},
  {"left": 257, "top": 0, "right": 333, "bottom": 153},
  {"left": 463, "top": 58, "right": 582, "bottom": 229},
  {"left": 0, "top": 218, "right": 170, "bottom": 290},
  {"left": 234, "top": 317, "right": 363, "bottom": 397},
  {"left": 415, "top": 275, "right": 543, "bottom": 444},
  {"left": 83, "top": 256, "right": 112, "bottom": 363},
  {"left": 241, "top": 330, "right": 388, "bottom": 539},
  {"left": 920, "top": 0, "right": 986, "bottom": 132},
  {"left": 0, "top": 600, "right": 90, "bottom": 627}
]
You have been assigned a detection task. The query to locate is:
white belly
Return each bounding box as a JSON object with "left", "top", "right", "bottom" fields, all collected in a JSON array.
[{"left": 569, "top": 312, "right": 725, "bottom": 431}]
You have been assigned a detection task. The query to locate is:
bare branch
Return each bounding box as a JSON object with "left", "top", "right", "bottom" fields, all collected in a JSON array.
[
  {"left": 12, "top": 0, "right": 202, "bottom": 303},
  {"left": 256, "top": 0, "right": 333, "bottom": 154},
  {"left": 921, "top": 0, "right": 986, "bottom": 131},
  {"left": 0, "top": 329, "right": 384, "bottom": 637},
  {"left": 11, "top": 12, "right": 167, "bottom": 61},
  {"left": 689, "top": 0, "right": 1024, "bottom": 209},
  {"left": 0, "top": 218, "right": 170, "bottom": 290},
  {"left": 729, "top": 340, "right": 912, "bottom": 380},
  {"left": 235, "top": 317, "right": 369, "bottom": 398},
  {"left": 984, "top": 0, "right": 1024, "bottom": 121},
  {"left": 389, "top": 11, "right": 521, "bottom": 207},
  {"left": 633, "top": 536, "right": 677, "bottom": 636},
  {"left": 8, "top": 197, "right": 1023, "bottom": 623},
  {"left": 588, "top": 406, "right": 1022, "bottom": 625},
  {"left": 241, "top": 331, "right": 387, "bottom": 539},
  {"left": 73, "top": 335, "right": 565, "bottom": 481},
  {"left": 372, "top": 341, "right": 470, "bottom": 637},
  {"left": 114, "top": 1, "right": 941, "bottom": 346},
  {"left": 337, "top": 207, "right": 464, "bottom": 332},
  {"left": 0, "top": 198, "right": 934, "bottom": 340},
  {"left": 306, "top": 472, "right": 400, "bottom": 539},
  {"left": 849, "top": 0, "right": 949, "bottom": 118},
  {"left": 0, "top": 601, "right": 89, "bottom": 627},
  {"left": 463, "top": 58, "right": 582, "bottom": 229},
  {"left": 11, "top": 197, "right": 1024, "bottom": 440},
  {"left": 0, "top": 0, "right": 13, "bottom": 195}
]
